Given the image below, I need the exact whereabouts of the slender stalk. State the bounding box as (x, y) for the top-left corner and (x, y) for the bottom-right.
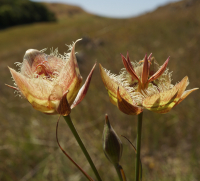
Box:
(121, 135), (142, 180)
(63, 115), (102, 181)
(115, 164), (127, 181)
(114, 164), (123, 181)
(135, 112), (143, 181)
(56, 116), (94, 181)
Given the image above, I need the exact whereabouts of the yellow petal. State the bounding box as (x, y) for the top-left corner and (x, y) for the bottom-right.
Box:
(142, 86), (179, 114)
(174, 88), (198, 106)
(9, 67), (32, 98)
(9, 67), (61, 114)
(117, 88), (143, 115)
(30, 84), (64, 114)
(142, 76), (195, 113)
(57, 39), (83, 105)
(99, 64), (133, 106)
(174, 76), (189, 99)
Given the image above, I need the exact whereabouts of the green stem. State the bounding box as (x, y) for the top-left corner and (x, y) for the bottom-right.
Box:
(114, 164), (123, 181)
(135, 112), (143, 181)
(56, 116), (93, 181)
(115, 164), (127, 181)
(63, 115), (102, 181)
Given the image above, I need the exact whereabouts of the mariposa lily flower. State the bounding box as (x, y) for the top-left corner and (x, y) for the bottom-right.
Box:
(7, 39), (96, 115)
(99, 53), (198, 115)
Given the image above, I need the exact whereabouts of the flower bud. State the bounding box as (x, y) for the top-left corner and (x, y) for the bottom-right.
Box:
(102, 114), (123, 165)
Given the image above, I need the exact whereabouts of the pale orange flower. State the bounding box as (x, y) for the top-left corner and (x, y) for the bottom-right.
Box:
(99, 53), (198, 115)
(7, 39), (96, 115)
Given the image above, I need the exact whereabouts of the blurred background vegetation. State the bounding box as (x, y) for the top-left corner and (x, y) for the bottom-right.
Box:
(0, 0), (56, 29)
(0, 0), (200, 180)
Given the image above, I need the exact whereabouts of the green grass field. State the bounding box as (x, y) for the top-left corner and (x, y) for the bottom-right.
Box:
(0, 0), (200, 180)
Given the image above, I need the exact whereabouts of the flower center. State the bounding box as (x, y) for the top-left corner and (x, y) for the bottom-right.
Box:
(34, 61), (56, 80)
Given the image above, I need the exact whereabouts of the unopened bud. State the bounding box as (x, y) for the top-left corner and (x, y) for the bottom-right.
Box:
(102, 114), (123, 165)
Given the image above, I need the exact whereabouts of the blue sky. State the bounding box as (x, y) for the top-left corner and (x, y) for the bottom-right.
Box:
(32, 0), (181, 18)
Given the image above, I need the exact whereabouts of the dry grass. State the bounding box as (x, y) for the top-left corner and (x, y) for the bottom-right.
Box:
(0, 0), (200, 180)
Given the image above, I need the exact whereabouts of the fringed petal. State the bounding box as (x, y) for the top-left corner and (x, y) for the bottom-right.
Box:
(117, 87), (143, 115)
(174, 88), (198, 106)
(9, 67), (33, 98)
(9, 67), (61, 114)
(57, 39), (83, 105)
(71, 63), (96, 109)
(173, 76), (188, 99)
(99, 64), (133, 106)
(22, 49), (65, 79)
(142, 85), (179, 114)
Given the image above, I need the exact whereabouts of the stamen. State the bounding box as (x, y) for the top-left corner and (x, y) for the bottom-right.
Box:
(34, 60), (55, 79)
(35, 64), (50, 77)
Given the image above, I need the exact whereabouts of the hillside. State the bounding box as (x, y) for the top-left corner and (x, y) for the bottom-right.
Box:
(0, 0), (200, 180)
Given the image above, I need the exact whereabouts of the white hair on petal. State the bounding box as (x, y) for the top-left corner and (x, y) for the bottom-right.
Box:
(10, 39), (82, 100)
(14, 90), (23, 98)
(28, 77), (54, 98)
(31, 39), (82, 97)
(14, 62), (22, 72)
(10, 74), (23, 98)
(107, 58), (178, 106)
(66, 38), (82, 52)
(103, 67), (144, 105)
(146, 84), (159, 97)
(118, 64), (144, 104)
(50, 47), (68, 61)
(40, 48), (47, 53)
(49, 39), (82, 62)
